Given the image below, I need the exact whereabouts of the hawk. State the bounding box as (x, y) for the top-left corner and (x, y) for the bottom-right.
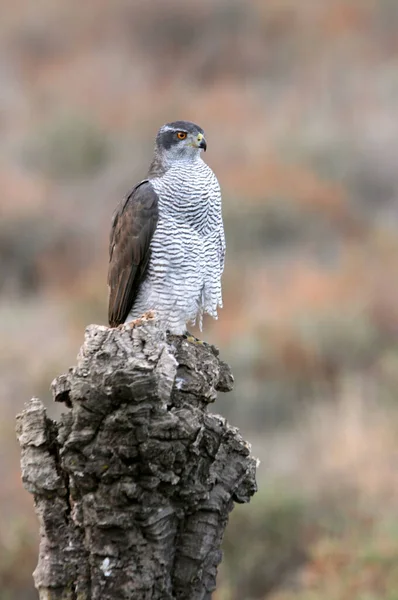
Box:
(107, 121), (225, 335)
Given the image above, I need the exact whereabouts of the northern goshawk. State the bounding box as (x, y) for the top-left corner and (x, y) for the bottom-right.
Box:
(107, 121), (225, 335)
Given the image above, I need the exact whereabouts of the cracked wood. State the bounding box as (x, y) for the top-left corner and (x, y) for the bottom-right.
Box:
(16, 320), (257, 600)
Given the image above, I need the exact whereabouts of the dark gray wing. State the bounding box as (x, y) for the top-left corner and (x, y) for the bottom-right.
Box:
(107, 180), (159, 327)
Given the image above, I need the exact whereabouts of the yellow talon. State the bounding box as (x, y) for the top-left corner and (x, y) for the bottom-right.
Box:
(186, 335), (204, 345)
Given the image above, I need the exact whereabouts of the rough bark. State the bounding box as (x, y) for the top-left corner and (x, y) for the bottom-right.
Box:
(16, 318), (257, 600)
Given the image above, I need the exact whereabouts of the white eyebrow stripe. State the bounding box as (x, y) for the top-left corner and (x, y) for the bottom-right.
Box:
(160, 126), (184, 133)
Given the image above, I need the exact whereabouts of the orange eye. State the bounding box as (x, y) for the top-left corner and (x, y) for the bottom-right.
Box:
(177, 131), (187, 140)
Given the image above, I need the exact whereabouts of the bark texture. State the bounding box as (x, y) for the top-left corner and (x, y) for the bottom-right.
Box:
(16, 318), (257, 600)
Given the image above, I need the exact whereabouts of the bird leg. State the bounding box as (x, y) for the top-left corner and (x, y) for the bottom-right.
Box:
(118, 310), (156, 330)
(183, 331), (206, 345)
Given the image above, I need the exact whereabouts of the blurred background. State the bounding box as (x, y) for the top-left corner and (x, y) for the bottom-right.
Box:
(2, 0), (398, 598)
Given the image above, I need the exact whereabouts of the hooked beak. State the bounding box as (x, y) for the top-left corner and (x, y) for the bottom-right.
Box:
(196, 132), (207, 151)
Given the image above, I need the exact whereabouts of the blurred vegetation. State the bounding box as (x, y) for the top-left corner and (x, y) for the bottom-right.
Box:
(221, 489), (308, 599)
(23, 113), (110, 180)
(2, 0), (398, 598)
(0, 519), (37, 600)
(217, 484), (398, 600)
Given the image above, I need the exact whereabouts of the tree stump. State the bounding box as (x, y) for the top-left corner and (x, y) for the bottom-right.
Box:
(16, 319), (257, 600)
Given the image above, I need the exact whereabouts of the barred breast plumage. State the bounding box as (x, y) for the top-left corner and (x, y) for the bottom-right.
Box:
(128, 159), (224, 334)
(107, 120), (225, 335)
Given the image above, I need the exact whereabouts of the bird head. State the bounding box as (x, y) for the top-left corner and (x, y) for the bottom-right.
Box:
(155, 121), (207, 166)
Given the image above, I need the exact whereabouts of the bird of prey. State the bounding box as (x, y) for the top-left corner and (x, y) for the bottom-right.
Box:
(107, 120), (225, 335)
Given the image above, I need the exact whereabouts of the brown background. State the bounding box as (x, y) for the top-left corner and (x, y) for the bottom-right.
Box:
(1, 1), (398, 598)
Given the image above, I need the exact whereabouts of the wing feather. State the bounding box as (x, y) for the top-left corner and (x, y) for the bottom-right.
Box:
(107, 180), (159, 327)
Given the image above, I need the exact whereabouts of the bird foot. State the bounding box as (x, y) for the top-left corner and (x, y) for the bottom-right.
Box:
(186, 336), (204, 344)
(183, 331), (207, 345)
(118, 311), (156, 330)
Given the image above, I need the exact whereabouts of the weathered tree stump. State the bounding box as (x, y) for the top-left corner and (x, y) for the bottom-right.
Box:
(16, 319), (257, 600)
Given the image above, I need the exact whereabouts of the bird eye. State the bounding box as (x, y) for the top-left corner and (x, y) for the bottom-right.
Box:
(177, 132), (187, 140)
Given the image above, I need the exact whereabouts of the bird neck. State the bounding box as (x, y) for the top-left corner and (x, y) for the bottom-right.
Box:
(148, 148), (202, 178)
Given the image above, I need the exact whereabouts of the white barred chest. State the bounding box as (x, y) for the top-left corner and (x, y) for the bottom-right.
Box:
(126, 158), (224, 333)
